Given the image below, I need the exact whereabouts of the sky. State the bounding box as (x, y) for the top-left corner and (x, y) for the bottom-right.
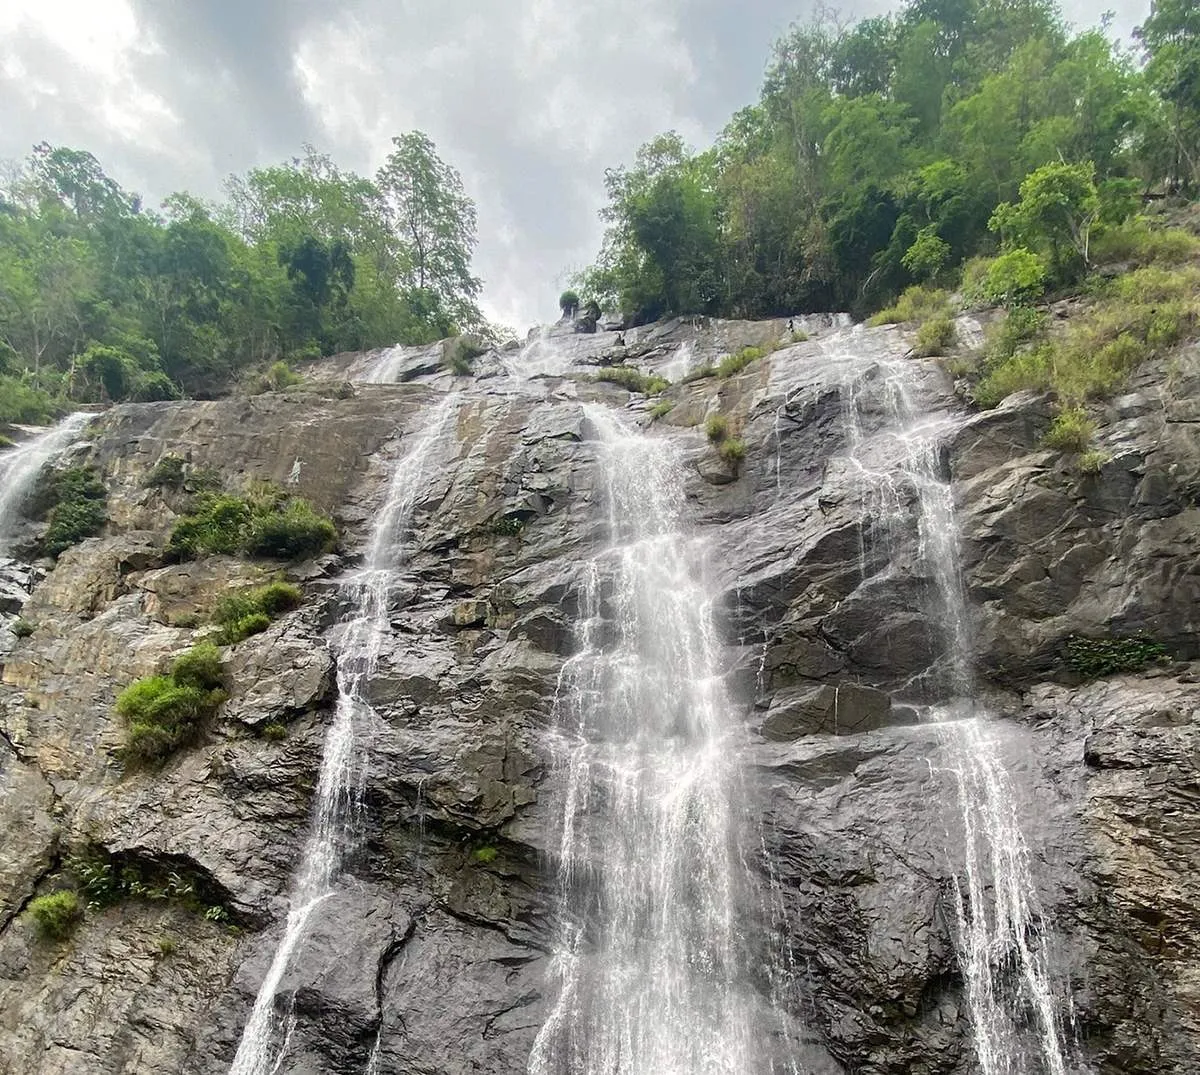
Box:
(0, 0), (1148, 331)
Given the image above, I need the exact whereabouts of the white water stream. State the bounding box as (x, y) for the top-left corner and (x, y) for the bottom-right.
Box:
(839, 350), (1075, 1074)
(529, 405), (756, 1075)
(229, 394), (459, 1075)
(0, 412), (92, 552)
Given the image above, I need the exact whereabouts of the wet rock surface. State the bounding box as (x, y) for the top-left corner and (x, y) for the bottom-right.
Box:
(0, 320), (1196, 1073)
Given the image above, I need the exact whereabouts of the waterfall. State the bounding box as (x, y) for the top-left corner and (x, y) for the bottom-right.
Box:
(839, 353), (1075, 1074)
(229, 394), (459, 1075)
(529, 404), (756, 1075)
(0, 412), (92, 551)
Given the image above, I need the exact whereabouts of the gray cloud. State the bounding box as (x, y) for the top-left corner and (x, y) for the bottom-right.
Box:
(0, 0), (1154, 330)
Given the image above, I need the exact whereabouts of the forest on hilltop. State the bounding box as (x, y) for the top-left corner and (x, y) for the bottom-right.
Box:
(0, 133), (485, 422)
(571, 0), (1200, 324)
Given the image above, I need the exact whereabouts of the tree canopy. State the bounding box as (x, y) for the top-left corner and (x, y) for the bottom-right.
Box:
(0, 134), (484, 421)
(572, 0), (1198, 324)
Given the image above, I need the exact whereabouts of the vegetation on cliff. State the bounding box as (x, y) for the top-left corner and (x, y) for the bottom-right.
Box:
(165, 485), (336, 563)
(116, 642), (227, 763)
(0, 134), (485, 421)
(570, 0), (1200, 327)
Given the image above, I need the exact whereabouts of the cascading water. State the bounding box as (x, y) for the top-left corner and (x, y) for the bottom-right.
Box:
(529, 404), (756, 1075)
(229, 394), (459, 1075)
(839, 351), (1076, 1074)
(0, 412), (92, 551)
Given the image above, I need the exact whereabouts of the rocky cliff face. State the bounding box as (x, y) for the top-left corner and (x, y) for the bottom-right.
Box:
(0, 317), (1197, 1074)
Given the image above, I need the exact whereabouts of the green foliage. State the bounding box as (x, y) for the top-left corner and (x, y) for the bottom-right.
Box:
(975, 265), (1200, 406)
(914, 316), (957, 357)
(68, 847), (234, 924)
(245, 500), (337, 560)
(116, 658), (226, 764)
(0, 435), (12, 449)
(444, 335), (487, 377)
(212, 580), (303, 644)
(1065, 633), (1169, 679)
(41, 466), (107, 558)
(572, 7), (1184, 324)
(718, 437), (747, 463)
(11, 619), (34, 638)
(377, 131), (484, 333)
(977, 249), (1048, 307)
(0, 375), (55, 424)
(144, 454), (187, 490)
(261, 722), (289, 742)
(902, 225), (952, 279)
(1091, 222), (1200, 266)
(649, 400), (674, 419)
(680, 364), (716, 383)
(717, 343), (776, 378)
(488, 515), (525, 537)
(705, 414), (730, 442)
(165, 494), (251, 560)
(0, 136), (489, 403)
(471, 846), (499, 865)
(265, 361), (301, 391)
(1077, 448), (1109, 475)
(558, 290), (580, 317)
(868, 287), (951, 326)
(1043, 407), (1095, 452)
(26, 890), (82, 941)
(593, 367), (670, 394)
(166, 486), (335, 563)
(989, 161), (1100, 280)
(170, 641), (225, 690)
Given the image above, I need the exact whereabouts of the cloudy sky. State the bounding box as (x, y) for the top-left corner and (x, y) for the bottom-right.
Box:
(0, 0), (1147, 330)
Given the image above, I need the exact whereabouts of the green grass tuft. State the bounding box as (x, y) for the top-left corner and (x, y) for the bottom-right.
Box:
(1043, 407), (1095, 453)
(27, 891), (82, 941)
(594, 367), (670, 394)
(704, 414), (730, 442)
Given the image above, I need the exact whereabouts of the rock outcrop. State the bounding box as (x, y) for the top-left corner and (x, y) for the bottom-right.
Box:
(0, 316), (1196, 1074)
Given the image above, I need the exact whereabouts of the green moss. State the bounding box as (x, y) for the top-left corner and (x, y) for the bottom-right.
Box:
(11, 618), (34, 638)
(649, 401), (674, 420)
(27, 890), (82, 941)
(471, 846), (499, 864)
(261, 722), (288, 742)
(144, 454), (187, 490)
(170, 642), (225, 690)
(0, 434), (13, 449)
(1065, 633), (1169, 679)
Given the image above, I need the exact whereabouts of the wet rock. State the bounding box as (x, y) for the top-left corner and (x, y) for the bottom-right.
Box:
(761, 682), (893, 739)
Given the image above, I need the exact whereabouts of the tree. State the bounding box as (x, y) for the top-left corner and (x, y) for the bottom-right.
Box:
(377, 132), (482, 331)
(989, 161), (1100, 278)
(1136, 0), (1200, 190)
